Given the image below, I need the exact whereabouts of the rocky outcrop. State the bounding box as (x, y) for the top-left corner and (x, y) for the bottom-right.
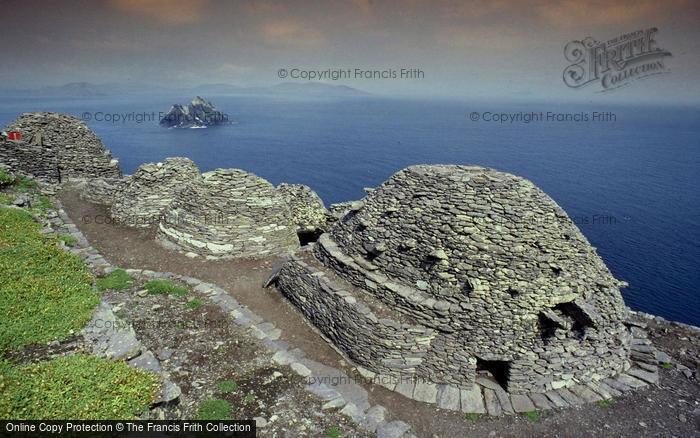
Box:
(160, 97), (228, 128)
(276, 165), (634, 402)
(276, 183), (332, 235)
(110, 158), (201, 228)
(156, 168), (299, 259)
(0, 112), (121, 182)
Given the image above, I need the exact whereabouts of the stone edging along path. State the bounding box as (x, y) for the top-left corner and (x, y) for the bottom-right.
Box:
(47, 198), (416, 438)
(46, 195), (667, 432)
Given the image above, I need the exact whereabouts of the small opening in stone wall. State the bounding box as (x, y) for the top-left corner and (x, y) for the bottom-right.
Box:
(538, 312), (558, 343)
(507, 287), (519, 298)
(297, 228), (324, 246)
(341, 210), (358, 224)
(461, 278), (474, 295)
(476, 358), (511, 390)
(365, 250), (379, 261)
(551, 266), (563, 276)
(554, 302), (594, 339)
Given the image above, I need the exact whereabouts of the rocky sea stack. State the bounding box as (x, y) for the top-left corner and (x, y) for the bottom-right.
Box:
(159, 96), (229, 128)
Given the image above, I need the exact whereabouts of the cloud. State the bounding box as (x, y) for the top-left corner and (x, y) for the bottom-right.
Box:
(260, 19), (325, 48)
(437, 0), (514, 19)
(434, 24), (531, 53)
(536, 0), (680, 28)
(351, 0), (374, 16)
(214, 63), (253, 76)
(110, 0), (211, 25)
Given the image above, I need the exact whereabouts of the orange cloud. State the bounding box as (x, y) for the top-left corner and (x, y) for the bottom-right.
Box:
(261, 19), (325, 48)
(537, 0), (685, 27)
(351, 0), (374, 16)
(434, 24), (531, 53)
(110, 0), (211, 25)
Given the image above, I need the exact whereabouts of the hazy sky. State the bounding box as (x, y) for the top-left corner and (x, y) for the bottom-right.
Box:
(1, 0), (699, 102)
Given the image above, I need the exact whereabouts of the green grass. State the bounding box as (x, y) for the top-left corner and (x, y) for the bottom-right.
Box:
(197, 398), (231, 420)
(523, 411), (540, 421)
(34, 195), (53, 212)
(0, 354), (159, 419)
(0, 207), (98, 352)
(465, 412), (480, 422)
(95, 269), (134, 292)
(243, 393), (255, 404)
(216, 379), (238, 394)
(660, 362), (674, 370)
(14, 176), (38, 192)
(327, 426), (342, 438)
(57, 234), (78, 247)
(0, 168), (14, 186)
(186, 298), (203, 309)
(597, 399), (615, 408)
(0, 193), (13, 205)
(144, 279), (188, 297)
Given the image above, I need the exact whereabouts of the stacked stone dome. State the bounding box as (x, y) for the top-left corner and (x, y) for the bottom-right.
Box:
(110, 157), (201, 228)
(276, 165), (632, 401)
(156, 169), (299, 259)
(80, 177), (128, 206)
(0, 112), (121, 182)
(276, 183), (331, 234)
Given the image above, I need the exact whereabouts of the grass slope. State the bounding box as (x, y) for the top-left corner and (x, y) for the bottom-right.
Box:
(0, 207), (98, 352)
(0, 355), (159, 419)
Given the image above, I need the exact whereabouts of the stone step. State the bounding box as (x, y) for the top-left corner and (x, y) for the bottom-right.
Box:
(483, 388), (502, 416)
(615, 374), (647, 389)
(626, 367), (659, 385)
(436, 385), (460, 411)
(602, 377), (632, 393)
(528, 393), (554, 410)
(543, 390), (569, 408)
(569, 384), (602, 403)
(510, 394), (536, 413)
(585, 382), (613, 399)
(460, 386), (486, 414)
(596, 380), (622, 398)
(636, 361), (659, 373)
(556, 388), (584, 406)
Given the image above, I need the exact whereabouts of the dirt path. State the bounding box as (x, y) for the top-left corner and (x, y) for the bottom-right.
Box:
(60, 187), (700, 437)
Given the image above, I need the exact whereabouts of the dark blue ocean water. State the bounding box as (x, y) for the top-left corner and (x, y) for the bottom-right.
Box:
(1, 95), (699, 326)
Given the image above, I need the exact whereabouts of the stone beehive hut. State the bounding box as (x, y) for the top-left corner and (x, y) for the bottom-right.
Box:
(110, 157), (201, 228)
(276, 183), (332, 241)
(156, 169), (299, 259)
(0, 112), (121, 182)
(80, 177), (129, 206)
(276, 165), (637, 408)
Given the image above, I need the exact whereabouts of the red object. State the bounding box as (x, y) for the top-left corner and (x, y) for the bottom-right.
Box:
(7, 131), (22, 141)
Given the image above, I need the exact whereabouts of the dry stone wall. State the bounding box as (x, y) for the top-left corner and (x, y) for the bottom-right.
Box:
(156, 168), (299, 259)
(276, 183), (331, 233)
(0, 112), (121, 181)
(80, 177), (128, 206)
(277, 165), (633, 397)
(278, 250), (437, 379)
(110, 157), (201, 228)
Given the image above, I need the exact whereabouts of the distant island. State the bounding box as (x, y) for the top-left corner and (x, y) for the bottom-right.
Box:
(160, 96), (229, 129)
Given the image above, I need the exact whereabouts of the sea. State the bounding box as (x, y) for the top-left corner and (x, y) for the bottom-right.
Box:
(1, 94), (698, 326)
